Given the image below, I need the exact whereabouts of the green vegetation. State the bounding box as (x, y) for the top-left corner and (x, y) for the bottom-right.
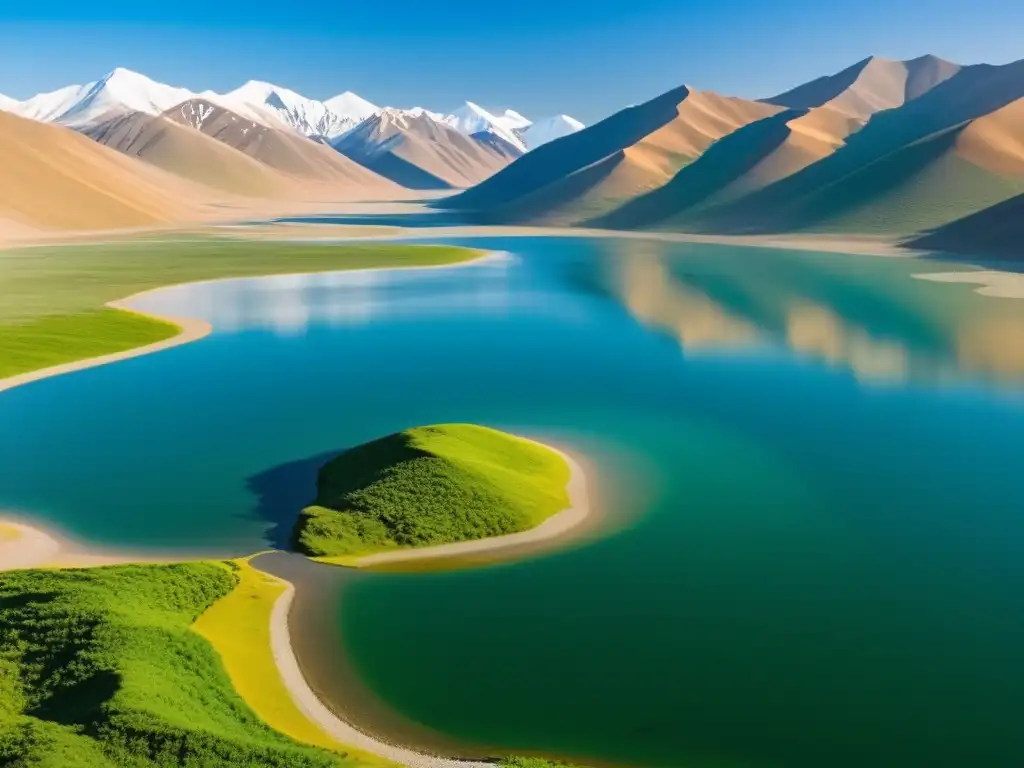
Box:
(0, 562), (374, 767)
(499, 759), (588, 768)
(0, 237), (478, 380)
(293, 424), (571, 558)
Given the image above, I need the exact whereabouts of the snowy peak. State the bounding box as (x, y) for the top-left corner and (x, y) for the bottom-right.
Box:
(4, 68), (194, 127)
(521, 114), (585, 148)
(324, 91), (379, 122)
(206, 81), (378, 139)
(0, 93), (16, 111)
(444, 101), (527, 151)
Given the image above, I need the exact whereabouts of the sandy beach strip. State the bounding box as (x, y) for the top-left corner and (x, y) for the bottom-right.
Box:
(347, 442), (592, 568)
(0, 519), (189, 571)
(912, 270), (1024, 299)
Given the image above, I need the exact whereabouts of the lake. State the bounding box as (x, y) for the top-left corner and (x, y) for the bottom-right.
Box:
(2, 236), (1023, 767)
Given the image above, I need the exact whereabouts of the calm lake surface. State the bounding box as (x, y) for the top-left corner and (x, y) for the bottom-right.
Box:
(2, 237), (1024, 767)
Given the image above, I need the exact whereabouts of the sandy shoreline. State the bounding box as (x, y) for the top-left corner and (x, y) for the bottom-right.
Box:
(349, 441), (592, 568)
(270, 581), (491, 768)
(0, 519), (189, 571)
(0, 248), (497, 399)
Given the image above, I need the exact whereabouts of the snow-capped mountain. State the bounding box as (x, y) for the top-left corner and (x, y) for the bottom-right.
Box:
(1, 67), (583, 153)
(444, 101), (527, 151)
(521, 114), (585, 148)
(5, 69), (194, 127)
(439, 102), (585, 151)
(323, 91), (380, 124)
(499, 109), (533, 131)
(207, 81), (374, 139)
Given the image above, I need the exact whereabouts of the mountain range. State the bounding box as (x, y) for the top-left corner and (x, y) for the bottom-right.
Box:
(0, 68), (585, 148)
(2, 56), (1023, 260)
(438, 54), (1024, 259)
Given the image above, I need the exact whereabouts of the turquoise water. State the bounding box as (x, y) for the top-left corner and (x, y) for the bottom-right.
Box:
(2, 237), (1024, 766)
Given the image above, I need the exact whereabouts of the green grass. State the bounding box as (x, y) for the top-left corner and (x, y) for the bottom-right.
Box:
(499, 759), (588, 768)
(0, 562), (373, 767)
(0, 238), (478, 380)
(293, 424), (571, 558)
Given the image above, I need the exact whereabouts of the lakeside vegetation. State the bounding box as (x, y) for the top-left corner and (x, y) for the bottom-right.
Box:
(0, 237), (478, 380)
(0, 562), (375, 767)
(293, 424), (570, 559)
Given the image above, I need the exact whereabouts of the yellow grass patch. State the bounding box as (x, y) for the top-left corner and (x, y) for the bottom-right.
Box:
(192, 558), (384, 763)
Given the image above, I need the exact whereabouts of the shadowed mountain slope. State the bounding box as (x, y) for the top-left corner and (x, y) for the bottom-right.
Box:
(765, 55), (961, 119)
(684, 57), (1024, 234)
(908, 192), (1024, 261)
(438, 85), (783, 222)
(592, 106), (866, 229)
(694, 94), (1024, 235)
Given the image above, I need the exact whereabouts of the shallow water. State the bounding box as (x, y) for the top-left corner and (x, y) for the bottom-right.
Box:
(2, 237), (1024, 766)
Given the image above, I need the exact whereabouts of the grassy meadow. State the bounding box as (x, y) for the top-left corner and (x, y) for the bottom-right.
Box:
(0, 561), (377, 767)
(0, 237), (478, 379)
(294, 424), (571, 559)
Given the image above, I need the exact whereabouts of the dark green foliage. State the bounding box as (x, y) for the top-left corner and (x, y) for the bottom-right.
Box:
(0, 564), (359, 767)
(293, 424), (570, 558)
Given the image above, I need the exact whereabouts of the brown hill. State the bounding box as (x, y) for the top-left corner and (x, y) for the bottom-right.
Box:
(164, 99), (398, 192)
(765, 55), (961, 119)
(83, 111), (293, 197)
(0, 108), (206, 232)
(593, 105), (866, 229)
(440, 85), (783, 223)
(687, 57), (1024, 235)
(332, 109), (519, 189)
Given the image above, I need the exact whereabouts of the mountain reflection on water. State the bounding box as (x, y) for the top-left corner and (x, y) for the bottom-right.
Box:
(593, 237), (1024, 388)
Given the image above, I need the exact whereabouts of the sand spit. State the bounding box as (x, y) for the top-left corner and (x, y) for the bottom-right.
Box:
(913, 270), (1024, 299)
(350, 442), (592, 568)
(270, 582), (491, 768)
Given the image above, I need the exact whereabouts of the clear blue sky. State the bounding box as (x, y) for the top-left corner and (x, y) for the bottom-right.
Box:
(0, 0), (1021, 122)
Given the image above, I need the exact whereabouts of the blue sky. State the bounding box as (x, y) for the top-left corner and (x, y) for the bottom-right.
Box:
(0, 0), (1021, 122)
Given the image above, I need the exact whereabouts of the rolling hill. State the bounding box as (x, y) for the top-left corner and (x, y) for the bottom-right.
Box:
(0, 108), (206, 232)
(83, 111), (295, 197)
(437, 84), (784, 223)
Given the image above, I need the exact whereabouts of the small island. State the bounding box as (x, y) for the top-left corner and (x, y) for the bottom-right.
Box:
(292, 424), (577, 562)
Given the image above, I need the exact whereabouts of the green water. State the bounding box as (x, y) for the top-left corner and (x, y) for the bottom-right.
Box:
(2, 237), (1023, 766)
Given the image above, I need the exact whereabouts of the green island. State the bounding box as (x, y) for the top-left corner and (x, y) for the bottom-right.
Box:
(0, 237), (478, 380)
(293, 424), (572, 560)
